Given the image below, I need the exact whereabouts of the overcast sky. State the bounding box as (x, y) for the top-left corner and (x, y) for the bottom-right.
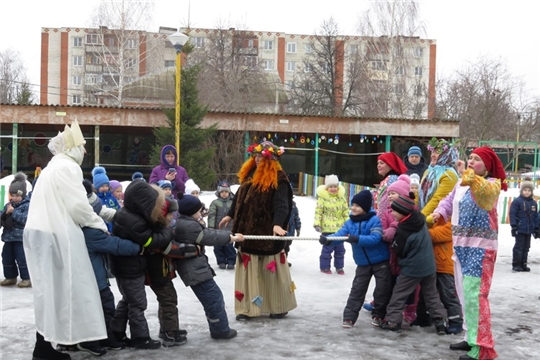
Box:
(2, 0), (538, 100)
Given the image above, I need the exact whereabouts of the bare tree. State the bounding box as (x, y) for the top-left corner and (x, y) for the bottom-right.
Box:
(0, 49), (33, 104)
(208, 130), (246, 184)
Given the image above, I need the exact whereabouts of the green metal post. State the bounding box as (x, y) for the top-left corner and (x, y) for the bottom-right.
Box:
(244, 132), (250, 161)
(12, 124), (18, 173)
(385, 135), (392, 153)
(314, 133), (319, 178)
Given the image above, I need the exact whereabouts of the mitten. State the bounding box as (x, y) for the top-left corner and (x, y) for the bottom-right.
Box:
(346, 235), (359, 244)
(319, 234), (332, 246)
(296, 229), (301, 237)
(511, 227), (518, 237)
(314, 226), (322, 233)
(534, 229), (540, 239)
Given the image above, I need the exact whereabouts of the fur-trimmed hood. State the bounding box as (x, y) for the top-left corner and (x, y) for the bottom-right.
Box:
(316, 184), (346, 199)
(123, 180), (166, 226)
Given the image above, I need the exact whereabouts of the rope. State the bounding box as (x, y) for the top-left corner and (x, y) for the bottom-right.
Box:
(242, 235), (348, 241)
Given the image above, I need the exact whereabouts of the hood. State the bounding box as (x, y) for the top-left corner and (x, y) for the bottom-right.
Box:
(160, 144), (178, 167)
(123, 180), (166, 224)
(316, 184), (345, 199)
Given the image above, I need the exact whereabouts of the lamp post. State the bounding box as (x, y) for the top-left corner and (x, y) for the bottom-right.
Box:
(168, 31), (189, 164)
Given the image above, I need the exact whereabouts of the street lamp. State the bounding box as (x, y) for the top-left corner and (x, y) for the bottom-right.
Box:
(168, 31), (189, 164)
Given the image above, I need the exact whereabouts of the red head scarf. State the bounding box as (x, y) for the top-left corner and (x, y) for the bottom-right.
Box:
(377, 152), (408, 175)
(471, 146), (507, 191)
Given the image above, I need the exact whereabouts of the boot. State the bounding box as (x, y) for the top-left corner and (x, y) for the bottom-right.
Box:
(522, 262), (531, 272)
(211, 329), (238, 340)
(33, 332), (71, 360)
(512, 263), (524, 272)
(0, 278), (17, 286)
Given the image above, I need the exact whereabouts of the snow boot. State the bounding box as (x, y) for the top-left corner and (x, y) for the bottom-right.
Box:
(32, 332), (71, 360)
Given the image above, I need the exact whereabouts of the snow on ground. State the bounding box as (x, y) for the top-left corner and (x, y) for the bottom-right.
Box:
(0, 185), (538, 359)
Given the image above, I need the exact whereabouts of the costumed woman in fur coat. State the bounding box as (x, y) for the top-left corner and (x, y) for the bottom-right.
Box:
(219, 141), (297, 321)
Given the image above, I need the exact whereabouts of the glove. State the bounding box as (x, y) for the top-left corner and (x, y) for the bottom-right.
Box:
(319, 234), (332, 246)
(534, 229), (540, 239)
(296, 229), (301, 237)
(511, 227), (518, 237)
(346, 235), (359, 244)
(314, 226), (322, 233)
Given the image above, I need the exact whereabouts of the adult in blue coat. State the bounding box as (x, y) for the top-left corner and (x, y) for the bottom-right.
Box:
(509, 181), (538, 272)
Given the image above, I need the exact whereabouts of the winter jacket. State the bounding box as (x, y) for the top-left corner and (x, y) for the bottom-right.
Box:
(82, 227), (141, 290)
(208, 194), (233, 230)
(510, 195), (538, 235)
(149, 145), (189, 198)
(374, 173), (398, 216)
(329, 212), (388, 266)
(287, 201), (302, 236)
(403, 155), (429, 178)
(1, 196), (30, 242)
(314, 185), (349, 233)
(392, 211), (436, 278)
(174, 214), (231, 287)
(380, 206), (400, 275)
(420, 168), (458, 218)
(427, 218), (454, 275)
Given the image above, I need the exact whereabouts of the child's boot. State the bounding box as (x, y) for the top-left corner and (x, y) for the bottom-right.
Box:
(33, 332), (71, 360)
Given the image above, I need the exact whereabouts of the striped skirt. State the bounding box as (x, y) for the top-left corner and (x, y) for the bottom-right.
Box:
(234, 250), (297, 317)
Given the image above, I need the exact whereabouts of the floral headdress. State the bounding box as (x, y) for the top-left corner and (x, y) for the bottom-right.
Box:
(247, 141), (285, 161)
(426, 137), (460, 153)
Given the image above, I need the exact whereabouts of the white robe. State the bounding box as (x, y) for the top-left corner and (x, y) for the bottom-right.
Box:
(23, 153), (108, 344)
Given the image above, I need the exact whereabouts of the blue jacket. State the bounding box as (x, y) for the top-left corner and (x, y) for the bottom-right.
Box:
(82, 227), (141, 290)
(329, 212), (388, 266)
(510, 195), (538, 235)
(1, 196), (30, 242)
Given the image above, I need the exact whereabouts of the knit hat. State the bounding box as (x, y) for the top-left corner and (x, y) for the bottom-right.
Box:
(325, 174), (339, 187)
(378, 152), (408, 175)
(132, 172), (146, 182)
(471, 147), (507, 191)
(409, 173), (420, 187)
(110, 180), (122, 192)
(177, 194), (202, 216)
(217, 180), (231, 193)
(387, 174), (411, 197)
(407, 146), (422, 157)
(185, 179), (200, 195)
(158, 180), (173, 190)
(92, 166), (110, 189)
(163, 196), (178, 216)
(247, 141), (285, 160)
(391, 194), (416, 216)
(520, 181), (534, 196)
(351, 190), (373, 213)
(9, 172), (27, 197)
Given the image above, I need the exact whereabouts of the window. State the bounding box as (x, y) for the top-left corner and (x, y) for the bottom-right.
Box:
(193, 37), (204, 48)
(395, 66), (404, 75)
(165, 60), (175, 67)
(263, 40), (273, 50)
(394, 84), (404, 94)
(414, 67), (423, 76)
(304, 63), (312, 73)
(287, 42), (297, 53)
(285, 81), (294, 90)
(349, 45), (359, 55)
(73, 56), (83, 66)
(72, 76), (81, 85)
(393, 103), (401, 115)
(414, 103), (425, 117)
(415, 84), (423, 96)
(108, 38), (115, 47)
(371, 60), (387, 71)
(86, 34), (99, 44)
(85, 74), (100, 84)
(72, 95), (82, 104)
(286, 61), (296, 72)
(126, 58), (136, 68)
(126, 39), (137, 48)
(86, 55), (101, 65)
(73, 37), (83, 47)
(414, 47), (423, 57)
(263, 59), (274, 70)
(304, 44), (312, 53)
(394, 46), (403, 57)
(244, 56), (258, 68)
(247, 39), (254, 48)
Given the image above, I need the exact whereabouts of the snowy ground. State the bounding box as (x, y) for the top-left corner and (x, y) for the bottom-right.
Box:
(0, 184), (538, 359)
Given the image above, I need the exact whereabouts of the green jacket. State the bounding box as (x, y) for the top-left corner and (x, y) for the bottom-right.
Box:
(314, 185), (349, 233)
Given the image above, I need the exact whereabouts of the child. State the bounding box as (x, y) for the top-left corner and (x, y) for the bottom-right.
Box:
(409, 173), (420, 204)
(380, 193), (447, 334)
(0, 173), (31, 288)
(132, 171), (146, 182)
(185, 179), (208, 224)
(110, 180), (124, 207)
(208, 180), (236, 270)
(175, 194), (244, 340)
(319, 190), (392, 328)
(314, 174), (349, 275)
(159, 180), (174, 198)
(92, 166), (120, 231)
(510, 181), (538, 272)
(285, 198), (301, 266)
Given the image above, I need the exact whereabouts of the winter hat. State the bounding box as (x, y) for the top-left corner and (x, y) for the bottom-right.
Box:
(247, 141), (285, 160)
(217, 180), (231, 193)
(110, 180), (122, 192)
(378, 152), (408, 175)
(520, 181), (534, 196)
(387, 174), (412, 197)
(409, 174), (420, 187)
(132, 172), (146, 182)
(185, 179), (200, 195)
(351, 190), (373, 213)
(177, 194), (202, 216)
(325, 174), (339, 188)
(391, 194), (416, 216)
(407, 146), (422, 157)
(92, 166), (110, 189)
(158, 180), (173, 190)
(162, 196), (178, 216)
(471, 147), (507, 191)
(9, 172), (27, 197)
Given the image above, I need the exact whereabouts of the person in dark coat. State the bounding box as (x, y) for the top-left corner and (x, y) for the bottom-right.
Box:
(209, 180), (236, 270)
(509, 181), (538, 272)
(175, 194), (244, 340)
(403, 146), (428, 177)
